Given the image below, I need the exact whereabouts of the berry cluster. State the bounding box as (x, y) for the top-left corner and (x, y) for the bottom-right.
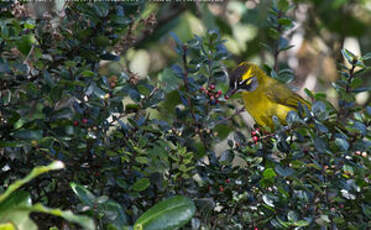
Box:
(200, 84), (222, 105)
(251, 128), (260, 144)
(73, 118), (89, 127)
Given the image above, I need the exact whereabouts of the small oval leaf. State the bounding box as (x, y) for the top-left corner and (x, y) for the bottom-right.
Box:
(132, 178), (150, 192)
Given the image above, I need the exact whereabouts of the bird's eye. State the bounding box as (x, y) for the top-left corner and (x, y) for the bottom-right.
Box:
(237, 76), (258, 92)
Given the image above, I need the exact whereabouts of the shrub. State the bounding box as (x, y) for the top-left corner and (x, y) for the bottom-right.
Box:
(1, 1), (370, 229)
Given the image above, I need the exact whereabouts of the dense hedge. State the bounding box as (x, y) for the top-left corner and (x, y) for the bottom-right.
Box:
(0, 1), (370, 230)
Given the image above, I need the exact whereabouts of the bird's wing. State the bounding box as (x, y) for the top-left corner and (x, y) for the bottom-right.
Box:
(265, 83), (311, 109)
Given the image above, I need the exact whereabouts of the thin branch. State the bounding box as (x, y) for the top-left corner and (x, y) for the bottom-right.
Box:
(345, 61), (356, 93)
(23, 44), (35, 64)
(215, 106), (245, 125)
(132, 4), (186, 49)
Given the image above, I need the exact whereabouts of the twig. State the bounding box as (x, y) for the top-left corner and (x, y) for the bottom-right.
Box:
(215, 106), (245, 125)
(23, 44), (35, 64)
(132, 4), (186, 49)
(345, 61), (356, 93)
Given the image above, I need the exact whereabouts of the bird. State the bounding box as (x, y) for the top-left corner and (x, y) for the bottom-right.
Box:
(225, 62), (311, 129)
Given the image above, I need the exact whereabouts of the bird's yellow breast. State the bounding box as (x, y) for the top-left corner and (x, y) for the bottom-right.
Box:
(242, 89), (293, 128)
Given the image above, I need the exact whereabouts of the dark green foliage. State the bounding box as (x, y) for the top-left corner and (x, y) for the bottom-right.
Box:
(0, 1), (370, 230)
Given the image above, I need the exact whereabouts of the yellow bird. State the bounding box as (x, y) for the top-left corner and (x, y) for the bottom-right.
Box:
(225, 62), (311, 129)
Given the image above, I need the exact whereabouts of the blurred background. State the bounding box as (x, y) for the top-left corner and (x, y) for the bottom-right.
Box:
(27, 0), (371, 108)
(106, 0), (371, 107)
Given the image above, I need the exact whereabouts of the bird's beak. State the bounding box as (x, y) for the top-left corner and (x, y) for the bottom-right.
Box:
(225, 87), (237, 99)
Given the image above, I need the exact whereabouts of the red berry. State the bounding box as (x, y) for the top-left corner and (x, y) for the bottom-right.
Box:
(82, 118), (88, 124)
(200, 87), (205, 92)
(210, 95), (215, 100)
(251, 131), (257, 136)
(253, 136), (259, 142)
(217, 90), (222, 95)
(209, 84), (215, 90)
(339, 204), (344, 208)
(254, 227), (259, 230)
(224, 95), (229, 100)
(225, 178), (230, 183)
(219, 186), (224, 192)
(215, 99), (219, 104)
(255, 128), (260, 132)
(73, 121), (79, 126)
(205, 90), (209, 95)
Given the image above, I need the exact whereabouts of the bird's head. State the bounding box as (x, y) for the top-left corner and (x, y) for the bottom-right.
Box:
(225, 62), (261, 98)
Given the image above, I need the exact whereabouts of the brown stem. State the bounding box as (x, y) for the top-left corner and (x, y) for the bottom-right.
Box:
(345, 62), (356, 93)
(215, 106), (245, 125)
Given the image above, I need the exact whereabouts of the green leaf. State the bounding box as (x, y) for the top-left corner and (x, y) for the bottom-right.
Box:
(92, 84), (106, 99)
(93, 3), (109, 17)
(81, 70), (96, 77)
(132, 178), (150, 192)
(0, 162), (64, 203)
(275, 165), (294, 177)
(286, 111), (301, 125)
(158, 68), (182, 93)
(278, 17), (292, 26)
(136, 157), (149, 164)
(0, 191), (31, 215)
(262, 194), (275, 207)
(70, 183), (96, 206)
(0, 192), (37, 230)
(313, 137), (328, 153)
(293, 220), (310, 227)
(335, 137), (349, 151)
(287, 210), (298, 222)
(0, 201), (94, 230)
(312, 101), (328, 120)
(15, 34), (36, 56)
(360, 52), (371, 61)
(134, 196), (195, 230)
(304, 88), (313, 98)
(102, 200), (129, 227)
(315, 215), (330, 226)
(70, 184), (128, 228)
(12, 130), (43, 140)
(43, 70), (55, 87)
(277, 0), (289, 11)
(361, 204), (371, 218)
(341, 49), (356, 64)
(0, 163), (93, 230)
(263, 168), (277, 179)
